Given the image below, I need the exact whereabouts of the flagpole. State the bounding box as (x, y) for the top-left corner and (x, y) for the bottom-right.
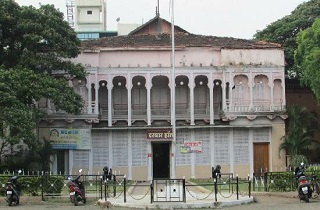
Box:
(171, 0), (176, 179)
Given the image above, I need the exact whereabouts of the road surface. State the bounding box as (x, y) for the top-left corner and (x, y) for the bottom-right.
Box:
(0, 194), (319, 209)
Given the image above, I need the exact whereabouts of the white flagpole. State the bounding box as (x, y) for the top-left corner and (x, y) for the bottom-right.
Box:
(170, 0), (176, 179)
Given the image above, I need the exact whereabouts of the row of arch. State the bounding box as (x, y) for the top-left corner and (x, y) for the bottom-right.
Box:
(72, 73), (283, 122)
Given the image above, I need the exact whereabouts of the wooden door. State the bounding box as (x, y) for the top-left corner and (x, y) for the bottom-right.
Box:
(254, 143), (269, 174)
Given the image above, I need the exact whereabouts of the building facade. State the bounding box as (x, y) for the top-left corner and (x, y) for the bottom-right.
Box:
(38, 16), (287, 180)
(38, 0), (287, 180)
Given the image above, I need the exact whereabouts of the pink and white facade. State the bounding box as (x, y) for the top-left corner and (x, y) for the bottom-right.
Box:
(38, 19), (287, 180)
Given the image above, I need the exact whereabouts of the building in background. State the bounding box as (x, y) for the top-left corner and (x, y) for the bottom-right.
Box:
(67, 0), (141, 40)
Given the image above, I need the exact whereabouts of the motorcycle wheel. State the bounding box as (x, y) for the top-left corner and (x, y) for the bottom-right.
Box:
(16, 197), (19, 205)
(7, 198), (12, 206)
(74, 195), (78, 206)
(83, 197), (86, 204)
(304, 194), (309, 203)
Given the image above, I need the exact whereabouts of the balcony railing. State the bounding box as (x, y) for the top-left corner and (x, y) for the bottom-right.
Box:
(42, 99), (285, 122)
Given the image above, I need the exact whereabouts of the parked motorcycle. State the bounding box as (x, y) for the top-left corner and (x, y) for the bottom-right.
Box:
(5, 171), (22, 206)
(295, 163), (312, 202)
(67, 169), (86, 206)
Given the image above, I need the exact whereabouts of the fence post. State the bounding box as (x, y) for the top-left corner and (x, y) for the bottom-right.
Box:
(252, 174), (256, 191)
(100, 176), (103, 200)
(150, 180), (153, 204)
(183, 178), (186, 203)
(264, 172), (268, 192)
(248, 177), (251, 198)
(123, 176), (126, 203)
(247, 174), (250, 194)
(236, 175), (239, 200)
(113, 175), (116, 197)
(214, 178), (218, 202)
(41, 174), (44, 201)
(105, 178), (108, 201)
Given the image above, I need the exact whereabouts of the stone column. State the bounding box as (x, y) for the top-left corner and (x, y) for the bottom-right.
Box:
(281, 78), (286, 109)
(269, 71), (274, 111)
(209, 74), (214, 124)
(94, 72), (99, 114)
(249, 71), (253, 111)
(108, 76), (112, 127)
(189, 72), (195, 125)
(87, 75), (92, 114)
(222, 72), (227, 111)
(146, 73), (151, 125)
(127, 72), (132, 126)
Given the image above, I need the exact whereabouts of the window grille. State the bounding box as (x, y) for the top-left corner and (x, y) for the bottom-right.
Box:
(92, 130), (109, 168)
(112, 131), (128, 166)
(253, 128), (270, 142)
(214, 128), (230, 164)
(176, 129), (191, 166)
(233, 128), (249, 164)
(195, 129), (210, 165)
(253, 83), (265, 100)
(73, 150), (89, 168)
(132, 131), (147, 166)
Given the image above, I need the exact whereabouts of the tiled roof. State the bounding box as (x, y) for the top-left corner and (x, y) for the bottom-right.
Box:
(80, 33), (282, 51)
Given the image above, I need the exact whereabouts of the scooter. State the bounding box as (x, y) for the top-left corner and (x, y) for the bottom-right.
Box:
(295, 163), (312, 202)
(5, 170), (22, 206)
(67, 169), (86, 206)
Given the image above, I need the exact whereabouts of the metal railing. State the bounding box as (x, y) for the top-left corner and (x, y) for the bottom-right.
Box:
(0, 173), (251, 204)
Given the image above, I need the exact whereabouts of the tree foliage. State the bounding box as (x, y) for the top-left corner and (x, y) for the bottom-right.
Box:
(295, 18), (320, 101)
(254, 0), (320, 73)
(279, 105), (318, 164)
(0, 0), (86, 168)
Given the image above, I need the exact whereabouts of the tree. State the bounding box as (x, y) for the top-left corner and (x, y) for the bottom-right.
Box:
(279, 105), (318, 166)
(295, 18), (320, 101)
(0, 0), (86, 169)
(254, 0), (320, 74)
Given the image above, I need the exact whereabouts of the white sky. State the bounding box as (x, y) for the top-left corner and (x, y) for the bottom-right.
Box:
(15, 0), (306, 39)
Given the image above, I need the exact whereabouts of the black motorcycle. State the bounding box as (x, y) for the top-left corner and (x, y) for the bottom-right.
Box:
(295, 163), (312, 202)
(5, 175), (21, 206)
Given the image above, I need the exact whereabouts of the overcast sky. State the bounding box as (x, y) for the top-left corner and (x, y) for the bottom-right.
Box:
(15, 0), (306, 39)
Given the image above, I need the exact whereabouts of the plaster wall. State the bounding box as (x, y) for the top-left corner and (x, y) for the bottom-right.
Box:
(221, 49), (284, 66)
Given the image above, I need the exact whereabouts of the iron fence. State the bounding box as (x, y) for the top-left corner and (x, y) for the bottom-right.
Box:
(0, 173), (251, 204)
(253, 170), (320, 192)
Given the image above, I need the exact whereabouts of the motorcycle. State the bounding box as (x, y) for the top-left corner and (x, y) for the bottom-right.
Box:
(67, 169), (86, 206)
(295, 163), (312, 202)
(5, 170), (22, 206)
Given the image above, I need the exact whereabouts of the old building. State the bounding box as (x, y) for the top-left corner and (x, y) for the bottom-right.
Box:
(38, 1), (287, 180)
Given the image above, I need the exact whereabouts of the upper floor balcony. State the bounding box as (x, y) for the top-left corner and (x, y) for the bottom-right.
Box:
(40, 71), (286, 126)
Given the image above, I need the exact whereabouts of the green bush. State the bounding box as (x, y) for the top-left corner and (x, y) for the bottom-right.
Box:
(268, 172), (295, 192)
(0, 175), (65, 196)
(41, 176), (64, 194)
(19, 176), (41, 196)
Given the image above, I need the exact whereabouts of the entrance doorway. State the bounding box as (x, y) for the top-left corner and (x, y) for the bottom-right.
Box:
(152, 142), (170, 178)
(253, 143), (269, 174)
(56, 150), (67, 174)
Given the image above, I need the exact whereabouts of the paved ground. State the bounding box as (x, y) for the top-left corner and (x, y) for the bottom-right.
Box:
(224, 192), (320, 210)
(1, 192), (319, 209)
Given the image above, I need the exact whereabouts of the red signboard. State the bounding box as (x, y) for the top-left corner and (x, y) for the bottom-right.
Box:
(147, 129), (173, 140)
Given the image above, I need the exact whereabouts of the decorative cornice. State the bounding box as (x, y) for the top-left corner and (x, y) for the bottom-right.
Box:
(267, 115), (276, 120)
(65, 119), (75, 123)
(228, 115), (237, 121)
(247, 115), (257, 120)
